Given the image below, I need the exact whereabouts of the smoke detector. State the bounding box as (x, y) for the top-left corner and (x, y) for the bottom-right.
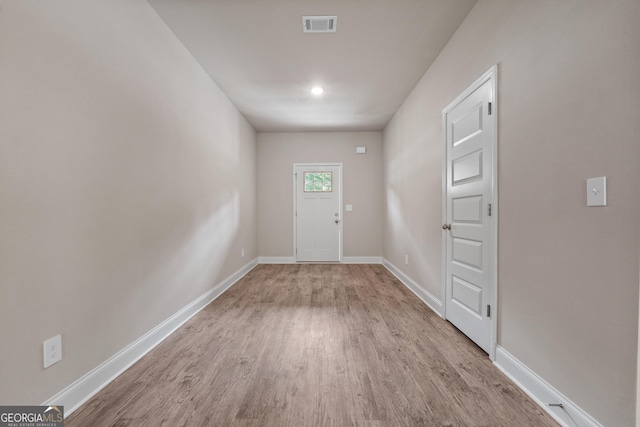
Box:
(302, 16), (337, 33)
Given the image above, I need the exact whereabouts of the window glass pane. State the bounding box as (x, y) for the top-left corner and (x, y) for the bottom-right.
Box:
(303, 171), (332, 192)
(303, 172), (312, 192)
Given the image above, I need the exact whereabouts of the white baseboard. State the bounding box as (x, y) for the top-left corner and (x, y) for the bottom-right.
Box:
(259, 256), (382, 264)
(43, 258), (259, 417)
(259, 256), (295, 264)
(342, 256), (382, 264)
(382, 258), (442, 316)
(494, 346), (602, 427)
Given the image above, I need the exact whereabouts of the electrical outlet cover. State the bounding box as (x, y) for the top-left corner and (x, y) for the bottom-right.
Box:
(44, 335), (62, 368)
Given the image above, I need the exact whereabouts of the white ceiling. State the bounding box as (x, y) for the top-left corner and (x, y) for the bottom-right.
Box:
(147, 0), (477, 132)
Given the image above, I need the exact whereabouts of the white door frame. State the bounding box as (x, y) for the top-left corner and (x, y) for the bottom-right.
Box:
(441, 65), (498, 360)
(293, 162), (343, 262)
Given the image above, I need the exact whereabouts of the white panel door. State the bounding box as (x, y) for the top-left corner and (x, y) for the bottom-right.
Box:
(295, 164), (341, 262)
(443, 68), (496, 355)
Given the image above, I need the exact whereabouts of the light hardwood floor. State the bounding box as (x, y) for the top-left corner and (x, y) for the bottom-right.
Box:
(66, 264), (558, 426)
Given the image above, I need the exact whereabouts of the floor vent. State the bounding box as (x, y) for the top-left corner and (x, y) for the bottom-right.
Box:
(302, 16), (337, 33)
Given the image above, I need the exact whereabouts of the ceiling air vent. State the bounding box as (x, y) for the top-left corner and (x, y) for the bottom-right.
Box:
(302, 16), (337, 33)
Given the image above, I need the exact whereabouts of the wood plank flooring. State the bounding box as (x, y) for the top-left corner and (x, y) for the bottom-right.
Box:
(66, 264), (558, 427)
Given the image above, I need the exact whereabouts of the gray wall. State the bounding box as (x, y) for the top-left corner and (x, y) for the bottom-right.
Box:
(382, 1), (640, 425)
(0, 1), (257, 405)
(257, 132), (382, 258)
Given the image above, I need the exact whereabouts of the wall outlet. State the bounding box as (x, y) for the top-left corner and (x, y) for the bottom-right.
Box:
(405, 254), (409, 265)
(241, 248), (245, 257)
(44, 335), (62, 368)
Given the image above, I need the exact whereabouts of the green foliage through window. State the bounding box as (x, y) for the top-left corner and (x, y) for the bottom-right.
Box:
(304, 172), (332, 192)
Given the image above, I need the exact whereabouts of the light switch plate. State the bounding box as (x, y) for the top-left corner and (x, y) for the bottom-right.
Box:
(345, 204), (353, 212)
(586, 177), (606, 207)
(355, 146), (366, 154)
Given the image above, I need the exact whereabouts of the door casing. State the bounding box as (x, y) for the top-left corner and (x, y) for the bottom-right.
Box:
(441, 65), (498, 360)
(293, 162), (343, 262)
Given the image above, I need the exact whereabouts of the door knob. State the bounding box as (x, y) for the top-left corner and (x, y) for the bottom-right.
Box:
(335, 219), (340, 224)
(442, 224), (451, 230)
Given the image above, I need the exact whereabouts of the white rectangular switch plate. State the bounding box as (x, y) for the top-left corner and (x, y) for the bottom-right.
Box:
(44, 335), (62, 368)
(355, 146), (366, 154)
(345, 204), (353, 212)
(586, 177), (606, 207)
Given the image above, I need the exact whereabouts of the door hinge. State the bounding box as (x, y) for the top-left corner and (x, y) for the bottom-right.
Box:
(487, 304), (491, 318)
(488, 203), (492, 216)
(488, 102), (492, 115)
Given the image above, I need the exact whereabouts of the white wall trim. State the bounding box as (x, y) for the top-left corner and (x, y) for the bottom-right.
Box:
(259, 256), (381, 264)
(494, 346), (603, 427)
(382, 258), (442, 316)
(259, 256), (296, 264)
(43, 257), (259, 417)
(342, 256), (382, 264)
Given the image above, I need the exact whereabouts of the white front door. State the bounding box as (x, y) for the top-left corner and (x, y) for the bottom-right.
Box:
(295, 164), (341, 262)
(442, 67), (497, 356)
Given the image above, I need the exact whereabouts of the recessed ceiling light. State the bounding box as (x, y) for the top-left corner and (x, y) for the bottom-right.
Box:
(311, 87), (324, 95)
